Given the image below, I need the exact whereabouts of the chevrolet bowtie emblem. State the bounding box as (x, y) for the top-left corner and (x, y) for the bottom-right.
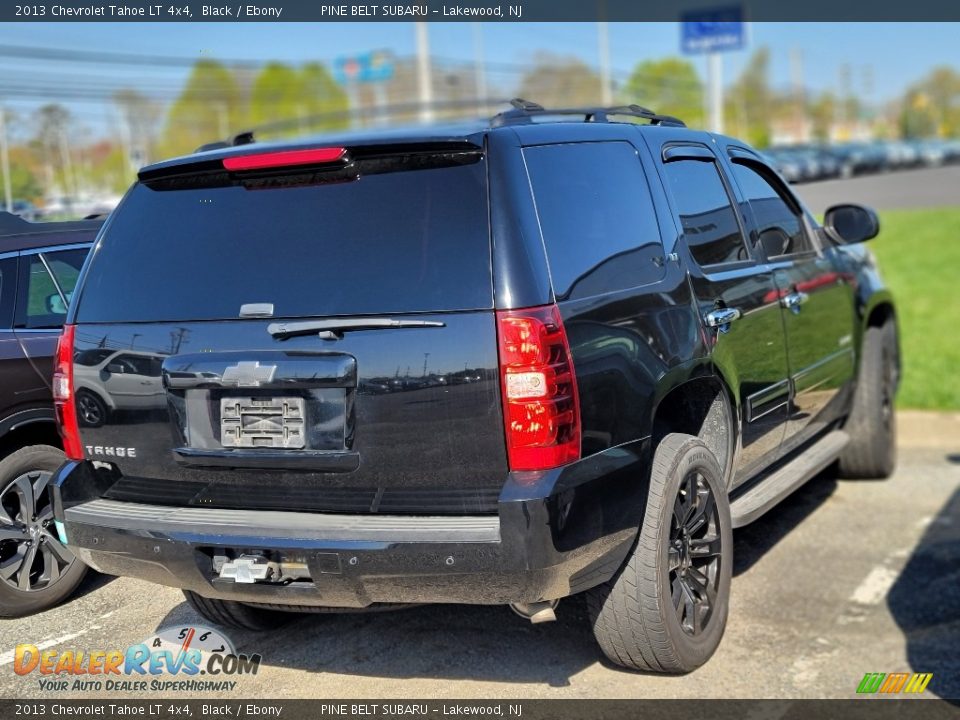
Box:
(221, 361), (277, 387)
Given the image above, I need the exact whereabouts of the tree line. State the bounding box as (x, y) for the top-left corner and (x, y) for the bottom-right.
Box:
(4, 51), (958, 206)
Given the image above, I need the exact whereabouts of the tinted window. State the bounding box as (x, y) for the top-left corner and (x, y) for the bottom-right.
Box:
(663, 158), (748, 267)
(75, 348), (115, 366)
(15, 249), (87, 328)
(45, 248), (88, 298)
(76, 160), (491, 322)
(523, 142), (664, 300)
(730, 162), (814, 256)
(110, 353), (162, 377)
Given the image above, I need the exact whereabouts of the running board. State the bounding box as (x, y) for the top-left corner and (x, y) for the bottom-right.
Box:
(730, 430), (849, 528)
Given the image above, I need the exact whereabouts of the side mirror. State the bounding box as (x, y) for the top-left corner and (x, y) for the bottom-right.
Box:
(824, 204), (879, 245)
(106, 363), (125, 374)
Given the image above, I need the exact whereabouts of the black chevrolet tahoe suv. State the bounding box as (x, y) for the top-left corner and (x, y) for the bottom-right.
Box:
(0, 211), (100, 616)
(51, 101), (898, 672)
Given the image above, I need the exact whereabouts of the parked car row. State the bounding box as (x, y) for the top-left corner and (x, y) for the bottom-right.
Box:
(765, 137), (960, 183)
(0, 211), (101, 616)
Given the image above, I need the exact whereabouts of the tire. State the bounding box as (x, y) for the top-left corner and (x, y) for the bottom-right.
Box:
(586, 433), (732, 673)
(839, 321), (898, 479)
(75, 390), (108, 428)
(184, 590), (294, 631)
(0, 445), (87, 617)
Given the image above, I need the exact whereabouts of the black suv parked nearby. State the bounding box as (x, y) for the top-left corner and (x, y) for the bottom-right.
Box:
(51, 101), (898, 672)
(0, 211), (100, 616)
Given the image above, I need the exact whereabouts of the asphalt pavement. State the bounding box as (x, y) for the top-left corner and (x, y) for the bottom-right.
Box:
(794, 164), (960, 214)
(1, 411), (958, 701)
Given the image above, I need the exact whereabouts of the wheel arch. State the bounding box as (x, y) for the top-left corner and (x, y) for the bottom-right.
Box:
(649, 370), (738, 491)
(861, 294), (900, 388)
(0, 409), (62, 462)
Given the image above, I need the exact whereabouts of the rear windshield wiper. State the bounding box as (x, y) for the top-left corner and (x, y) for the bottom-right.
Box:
(268, 318), (446, 340)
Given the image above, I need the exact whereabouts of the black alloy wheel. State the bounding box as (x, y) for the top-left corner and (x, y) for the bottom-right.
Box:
(669, 470), (723, 636)
(0, 469), (76, 592)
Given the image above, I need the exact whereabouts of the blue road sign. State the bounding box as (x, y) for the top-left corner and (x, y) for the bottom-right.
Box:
(681, 6), (746, 54)
(333, 50), (395, 85)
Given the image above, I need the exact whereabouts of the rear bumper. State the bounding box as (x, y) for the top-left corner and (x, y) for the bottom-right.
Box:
(52, 440), (650, 608)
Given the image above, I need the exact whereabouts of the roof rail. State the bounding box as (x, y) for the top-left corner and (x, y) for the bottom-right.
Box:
(492, 98), (686, 128)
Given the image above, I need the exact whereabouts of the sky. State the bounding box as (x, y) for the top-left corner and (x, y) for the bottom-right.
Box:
(0, 21), (957, 136)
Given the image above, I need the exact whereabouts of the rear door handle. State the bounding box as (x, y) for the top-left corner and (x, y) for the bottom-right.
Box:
(781, 291), (810, 312)
(704, 307), (742, 331)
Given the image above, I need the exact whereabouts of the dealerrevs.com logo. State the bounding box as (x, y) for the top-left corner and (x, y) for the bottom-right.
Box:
(14, 625), (261, 693)
(857, 672), (933, 695)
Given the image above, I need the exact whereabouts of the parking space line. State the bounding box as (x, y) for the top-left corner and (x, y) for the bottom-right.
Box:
(0, 610), (116, 667)
(848, 566), (899, 605)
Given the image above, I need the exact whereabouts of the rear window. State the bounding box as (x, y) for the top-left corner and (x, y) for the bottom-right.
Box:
(523, 142), (664, 301)
(76, 159), (491, 322)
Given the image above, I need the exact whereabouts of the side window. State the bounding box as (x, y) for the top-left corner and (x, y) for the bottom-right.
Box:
(662, 158), (749, 268)
(44, 248), (87, 300)
(523, 142), (664, 300)
(111, 354), (162, 377)
(730, 162), (815, 257)
(0, 257), (16, 329)
(15, 248), (86, 329)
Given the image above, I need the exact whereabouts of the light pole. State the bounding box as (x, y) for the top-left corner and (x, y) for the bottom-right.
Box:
(415, 22), (434, 123)
(0, 108), (12, 213)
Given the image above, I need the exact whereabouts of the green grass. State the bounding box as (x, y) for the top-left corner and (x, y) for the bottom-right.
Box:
(870, 208), (960, 410)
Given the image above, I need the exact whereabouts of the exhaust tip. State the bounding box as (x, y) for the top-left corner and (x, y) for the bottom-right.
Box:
(510, 600), (558, 624)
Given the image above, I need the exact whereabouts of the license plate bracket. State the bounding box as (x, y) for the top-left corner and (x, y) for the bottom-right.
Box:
(220, 396), (306, 449)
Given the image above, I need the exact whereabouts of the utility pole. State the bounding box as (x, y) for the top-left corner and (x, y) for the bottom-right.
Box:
(707, 52), (723, 134)
(472, 23), (488, 116)
(215, 102), (229, 139)
(861, 64), (874, 124)
(597, 20), (613, 106)
(790, 48), (806, 141)
(58, 129), (76, 202)
(117, 111), (133, 178)
(415, 22), (434, 123)
(0, 108), (12, 213)
(838, 63), (852, 127)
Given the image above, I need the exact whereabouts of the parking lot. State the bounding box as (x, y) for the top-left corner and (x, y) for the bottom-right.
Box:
(1, 410), (956, 700)
(795, 164), (960, 214)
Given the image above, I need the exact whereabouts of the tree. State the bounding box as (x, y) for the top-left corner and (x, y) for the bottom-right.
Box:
(160, 60), (243, 158)
(809, 92), (837, 143)
(298, 63), (349, 130)
(6, 147), (42, 201)
(114, 89), (160, 169)
(726, 48), (772, 147)
(899, 91), (938, 139)
(623, 57), (704, 127)
(249, 62), (302, 128)
(900, 66), (960, 138)
(30, 104), (74, 195)
(517, 53), (603, 108)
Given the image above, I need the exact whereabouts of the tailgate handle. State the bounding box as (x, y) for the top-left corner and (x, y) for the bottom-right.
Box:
(173, 447), (360, 472)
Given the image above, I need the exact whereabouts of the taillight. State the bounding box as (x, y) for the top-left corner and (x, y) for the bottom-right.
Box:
(53, 325), (83, 461)
(496, 304), (581, 471)
(222, 147), (347, 171)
